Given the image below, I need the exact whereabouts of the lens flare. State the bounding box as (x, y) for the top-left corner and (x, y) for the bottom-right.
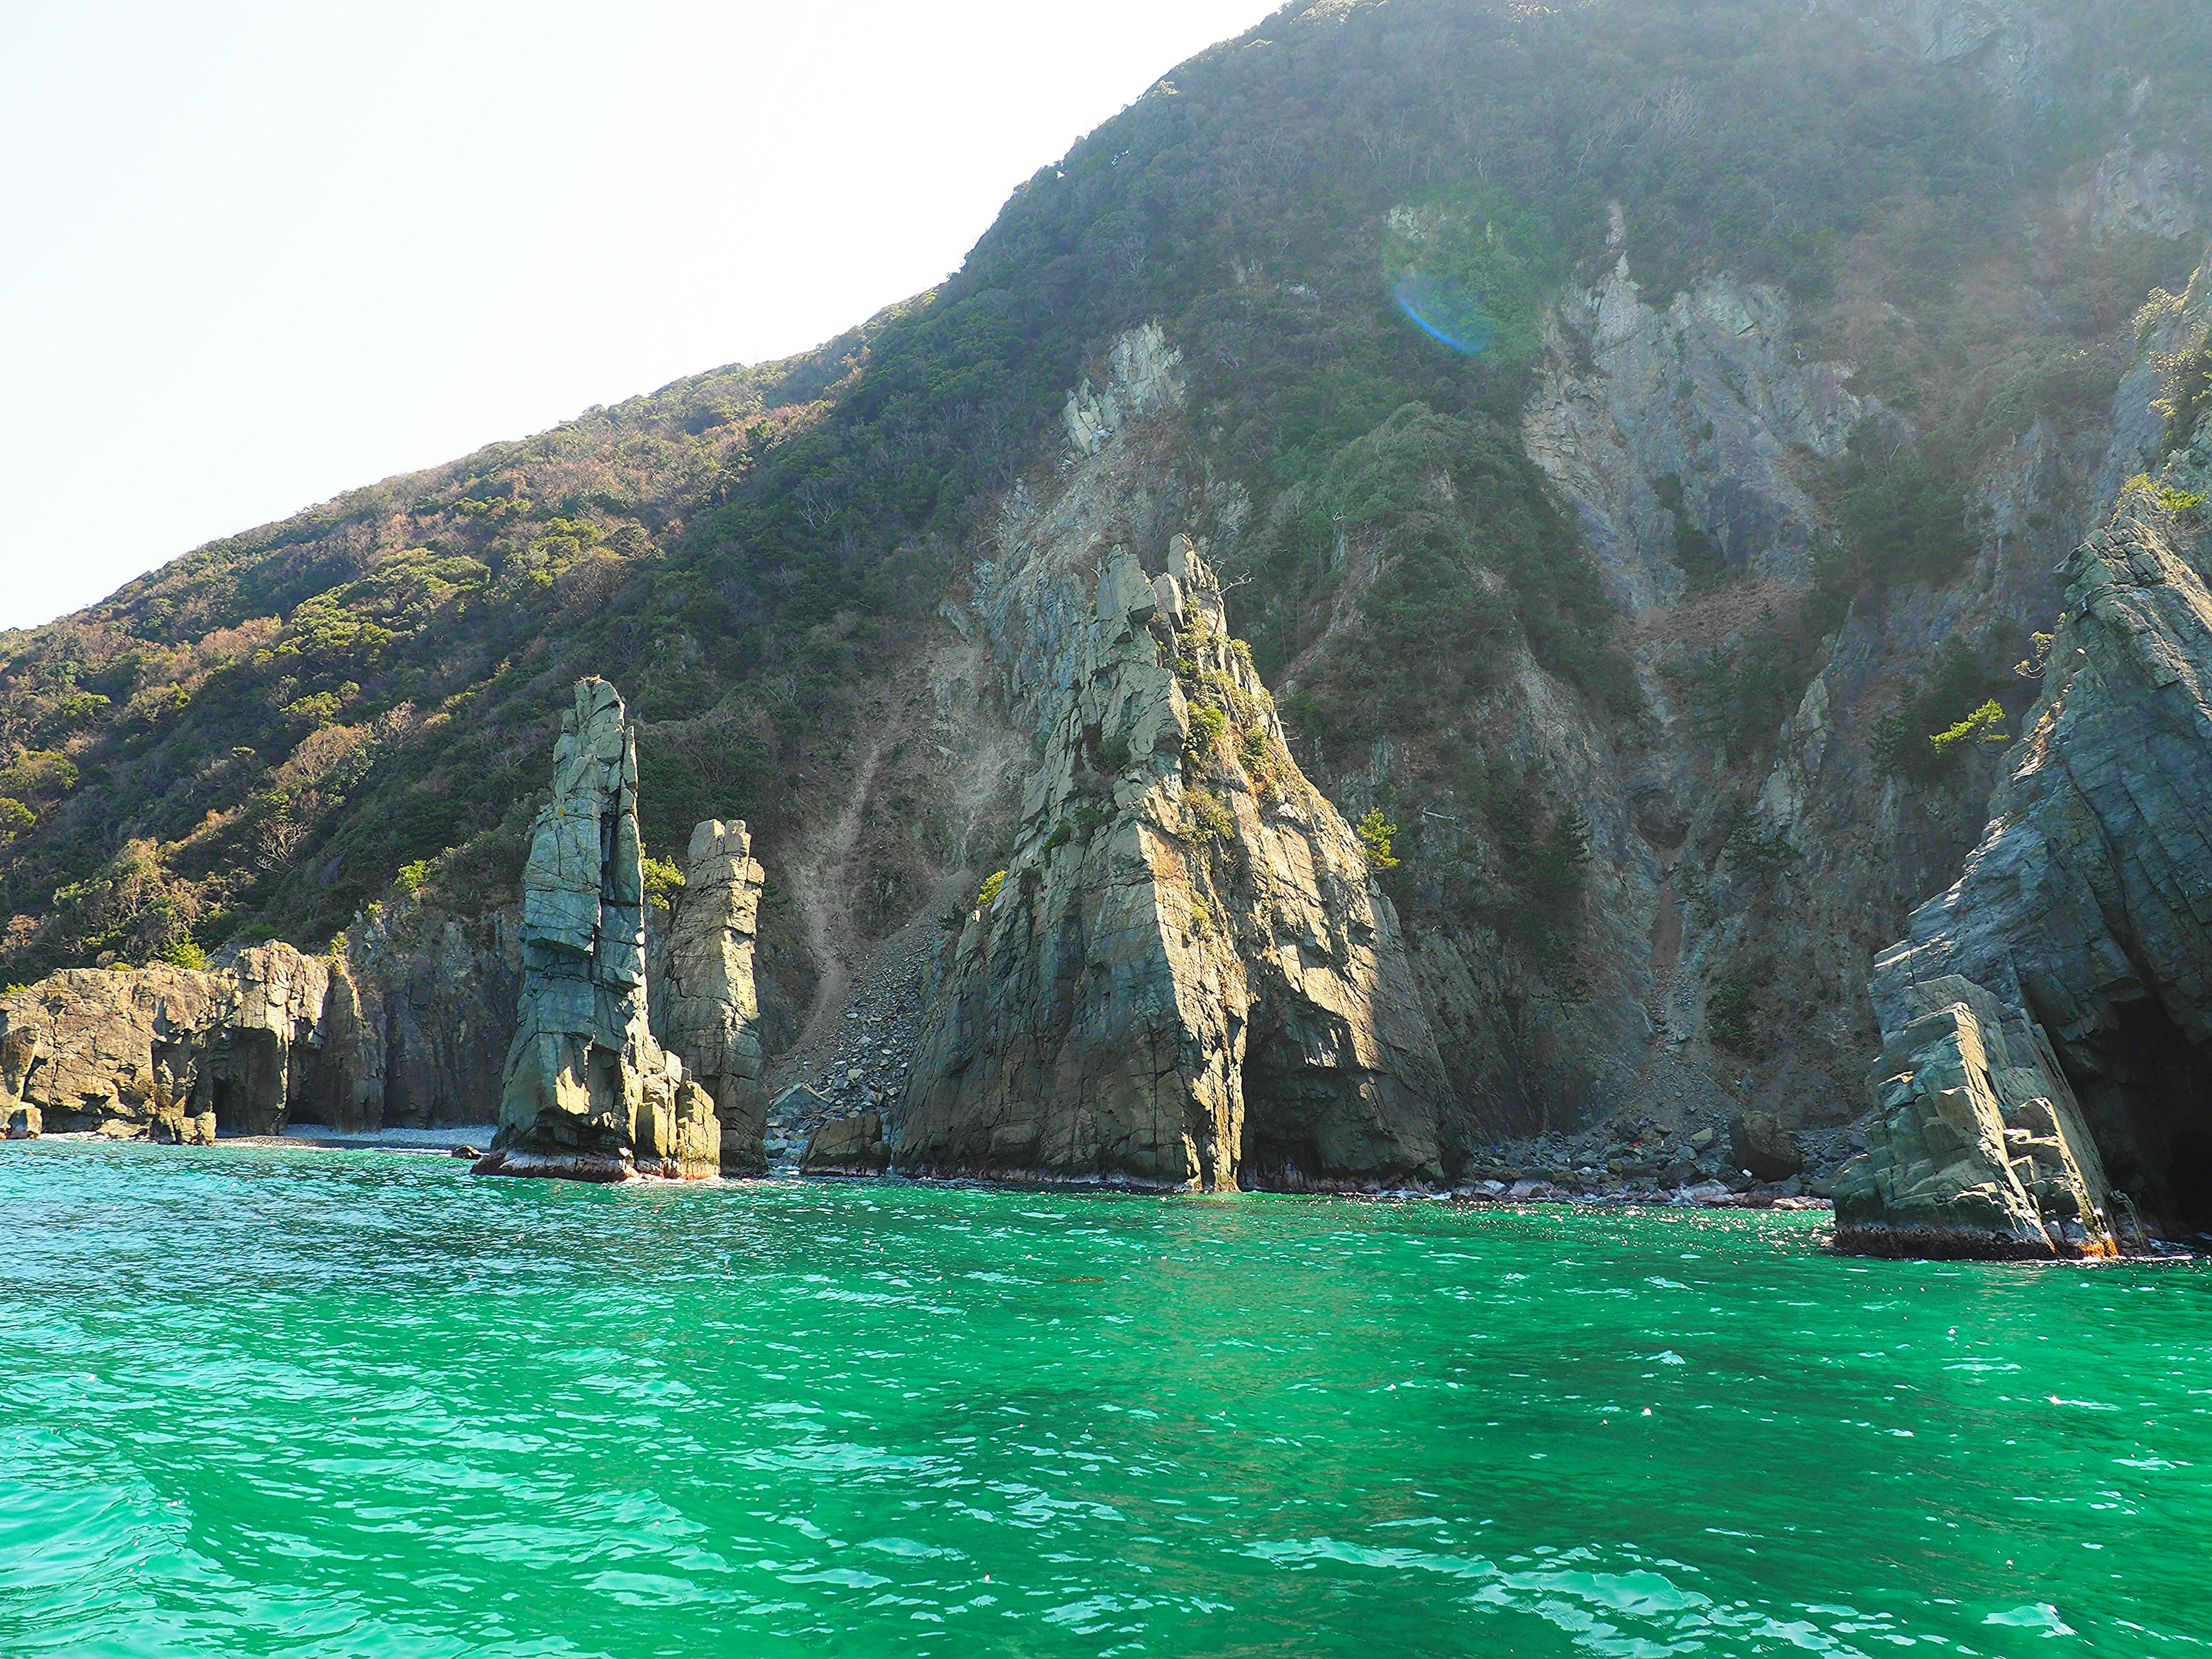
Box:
(1392, 271), (1494, 355)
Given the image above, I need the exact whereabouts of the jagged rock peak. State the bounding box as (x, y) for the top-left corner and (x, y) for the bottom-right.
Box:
(478, 678), (718, 1181)
(1839, 479), (2212, 1254)
(652, 819), (770, 1175)
(895, 535), (1453, 1191)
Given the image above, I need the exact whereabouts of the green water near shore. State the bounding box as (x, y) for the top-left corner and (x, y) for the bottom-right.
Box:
(2, 1141), (2207, 1657)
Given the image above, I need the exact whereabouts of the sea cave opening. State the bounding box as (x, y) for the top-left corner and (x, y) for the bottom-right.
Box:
(1237, 1019), (1324, 1192)
(2067, 997), (2212, 1241)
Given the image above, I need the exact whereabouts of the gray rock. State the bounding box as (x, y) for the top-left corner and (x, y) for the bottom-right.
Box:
(478, 680), (715, 1182)
(0, 944), (374, 1141)
(1727, 1110), (1802, 1182)
(652, 819), (770, 1174)
(896, 539), (1453, 1190)
(1839, 292), (2212, 1253)
(800, 1111), (889, 1175)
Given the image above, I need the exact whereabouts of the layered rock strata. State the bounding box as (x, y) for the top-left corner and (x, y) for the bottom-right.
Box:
(651, 819), (770, 1174)
(896, 539), (1453, 1190)
(0, 944), (375, 1142)
(1838, 488), (2212, 1254)
(477, 679), (718, 1181)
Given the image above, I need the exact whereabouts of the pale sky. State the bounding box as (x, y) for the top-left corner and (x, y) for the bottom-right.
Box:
(0, 1), (1281, 631)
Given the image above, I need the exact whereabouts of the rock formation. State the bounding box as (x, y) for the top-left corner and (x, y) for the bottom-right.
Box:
(476, 679), (719, 1181)
(896, 537), (1453, 1190)
(651, 819), (770, 1173)
(0, 944), (376, 1142)
(800, 1111), (888, 1175)
(1838, 457), (2212, 1253)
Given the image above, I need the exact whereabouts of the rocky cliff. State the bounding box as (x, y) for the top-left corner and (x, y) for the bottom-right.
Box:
(478, 679), (719, 1181)
(895, 539), (1452, 1190)
(0, 943), (370, 1142)
(1838, 393), (2212, 1251)
(6, 0), (2212, 1189)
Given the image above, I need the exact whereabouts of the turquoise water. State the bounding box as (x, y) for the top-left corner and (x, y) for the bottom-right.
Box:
(2, 1141), (2207, 1657)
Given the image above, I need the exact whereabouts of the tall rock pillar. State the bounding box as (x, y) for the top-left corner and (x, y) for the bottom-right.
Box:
(652, 819), (770, 1175)
(476, 679), (719, 1181)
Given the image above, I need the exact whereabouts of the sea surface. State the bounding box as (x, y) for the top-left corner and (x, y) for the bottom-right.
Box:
(3, 1140), (2207, 1658)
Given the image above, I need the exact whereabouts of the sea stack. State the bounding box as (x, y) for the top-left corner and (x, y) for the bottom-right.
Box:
(652, 819), (771, 1175)
(895, 537), (1453, 1190)
(476, 679), (718, 1181)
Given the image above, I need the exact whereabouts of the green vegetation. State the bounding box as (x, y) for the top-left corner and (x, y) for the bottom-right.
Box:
(975, 870), (1006, 909)
(1873, 642), (2014, 786)
(1354, 809), (1399, 870)
(2, 0), (2207, 986)
(1185, 790), (1236, 846)
(1668, 609), (1821, 759)
(641, 855), (684, 911)
(1929, 699), (2010, 758)
(1707, 972), (1758, 1054)
(1255, 406), (1634, 749)
(1835, 440), (1974, 588)
(1380, 184), (1561, 364)
(1653, 474), (1730, 595)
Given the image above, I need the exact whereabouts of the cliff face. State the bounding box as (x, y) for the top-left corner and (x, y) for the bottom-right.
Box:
(1840, 490), (2212, 1249)
(0, 943), (372, 1142)
(6, 0), (2212, 1180)
(896, 540), (1450, 1190)
(478, 679), (719, 1181)
(1835, 253), (2212, 1252)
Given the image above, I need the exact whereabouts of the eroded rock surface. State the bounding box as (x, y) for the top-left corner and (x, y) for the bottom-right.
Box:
(478, 679), (717, 1181)
(897, 539), (1452, 1190)
(652, 819), (770, 1173)
(800, 1111), (888, 1175)
(1836, 978), (2119, 1257)
(1839, 474), (2212, 1252)
(0, 944), (374, 1142)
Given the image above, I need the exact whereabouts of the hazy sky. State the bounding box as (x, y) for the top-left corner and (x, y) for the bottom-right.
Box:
(0, 1), (1281, 631)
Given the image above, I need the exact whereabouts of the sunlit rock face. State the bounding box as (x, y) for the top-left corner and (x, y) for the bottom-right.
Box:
(478, 679), (718, 1181)
(652, 819), (770, 1175)
(0, 944), (375, 1143)
(896, 539), (1454, 1191)
(1840, 475), (2212, 1254)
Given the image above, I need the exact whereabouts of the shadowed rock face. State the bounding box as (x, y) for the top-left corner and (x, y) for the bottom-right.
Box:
(478, 679), (718, 1181)
(0, 944), (374, 1142)
(896, 539), (1453, 1191)
(652, 819), (769, 1174)
(1840, 487), (2212, 1253)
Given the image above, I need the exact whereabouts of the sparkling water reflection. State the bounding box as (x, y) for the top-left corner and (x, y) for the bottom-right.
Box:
(2, 1139), (2207, 1656)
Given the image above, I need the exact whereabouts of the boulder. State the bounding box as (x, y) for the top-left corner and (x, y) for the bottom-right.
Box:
(476, 679), (714, 1181)
(800, 1112), (889, 1175)
(896, 538), (1453, 1190)
(651, 819), (770, 1174)
(1727, 1111), (1802, 1182)
(1835, 984), (2117, 1258)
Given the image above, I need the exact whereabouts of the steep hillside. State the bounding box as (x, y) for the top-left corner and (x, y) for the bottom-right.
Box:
(5, 0), (2210, 1140)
